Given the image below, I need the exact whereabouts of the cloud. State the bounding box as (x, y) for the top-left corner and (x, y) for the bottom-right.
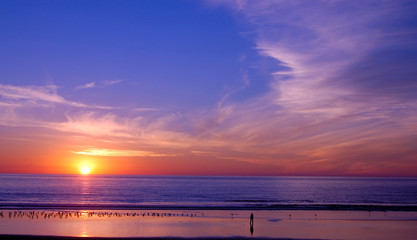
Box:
(0, 101), (20, 107)
(56, 112), (134, 138)
(0, 85), (195, 152)
(0, 84), (119, 112)
(244, 1), (415, 103)
(76, 82), (96, 89)
(186, 0), (417, 174)
(334, 48), (417, 100)
(206, 0), (417, 113)
(76, 80), (123, 90)
(133, 107), (160, 112)
(0, 84), (123, 134)
(104, 79), (123, 86)
(73, 148), (173, 157)
(0, 84), (88, 108)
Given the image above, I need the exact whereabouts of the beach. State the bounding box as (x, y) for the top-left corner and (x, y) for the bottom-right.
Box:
(2, 175), (417, 239)
(1, 209), (417, 240)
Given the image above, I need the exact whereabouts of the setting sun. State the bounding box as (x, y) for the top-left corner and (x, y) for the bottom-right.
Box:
(80, 166), (91, 175)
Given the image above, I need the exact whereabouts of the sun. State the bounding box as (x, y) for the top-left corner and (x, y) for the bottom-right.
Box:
(80, 166), (91, 175)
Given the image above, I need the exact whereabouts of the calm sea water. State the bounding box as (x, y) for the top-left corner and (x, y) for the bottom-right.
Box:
(1, 174), (416, 210)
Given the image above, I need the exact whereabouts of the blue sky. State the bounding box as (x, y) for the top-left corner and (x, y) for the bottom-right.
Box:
(0, 0), (268, 109)
(0, 0), (416, 176)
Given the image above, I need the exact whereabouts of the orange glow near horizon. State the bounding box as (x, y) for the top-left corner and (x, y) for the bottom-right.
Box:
(0, 140), (416, 177)
(76, 157), (96, 175)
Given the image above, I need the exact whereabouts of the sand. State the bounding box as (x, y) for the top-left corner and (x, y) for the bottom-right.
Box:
(1, 209), (417, 239)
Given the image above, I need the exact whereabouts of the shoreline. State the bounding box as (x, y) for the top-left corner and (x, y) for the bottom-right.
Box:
(1, 204), (417, 211)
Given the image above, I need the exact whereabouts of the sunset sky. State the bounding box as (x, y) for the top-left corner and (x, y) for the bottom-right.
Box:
(0, 0), (416, 176)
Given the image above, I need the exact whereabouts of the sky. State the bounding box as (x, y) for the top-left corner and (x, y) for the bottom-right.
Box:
(0, 0), (416, 176)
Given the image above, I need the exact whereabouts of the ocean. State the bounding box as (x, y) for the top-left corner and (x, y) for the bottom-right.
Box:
(1, 174), (416, 211)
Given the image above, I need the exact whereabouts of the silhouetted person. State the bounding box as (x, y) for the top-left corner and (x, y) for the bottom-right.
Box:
(250, 213), (254, 236)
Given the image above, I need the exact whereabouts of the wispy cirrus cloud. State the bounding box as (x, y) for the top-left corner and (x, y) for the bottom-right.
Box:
(73, 148), (173, 157)
(76, 82), (96, 89)
(192, 0), (417, 174)
(104, 79), (123, 86)
(0, 84), (190, 155)
(0, 84), (84, 106)
(76, 80), (122, 90)
(133, 107), (160, 112)
(0, 84), (118, 111)
(0, 84), (125, 136)
(56, 112), (134, 138)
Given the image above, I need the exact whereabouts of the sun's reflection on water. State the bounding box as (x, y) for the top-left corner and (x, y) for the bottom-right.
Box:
(80, 176), (90, 204)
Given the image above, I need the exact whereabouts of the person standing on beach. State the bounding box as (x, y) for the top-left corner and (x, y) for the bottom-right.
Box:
(250, 213), (254, 236)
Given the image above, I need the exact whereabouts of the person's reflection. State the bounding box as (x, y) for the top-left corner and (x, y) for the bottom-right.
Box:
(250, 212), (254, 236)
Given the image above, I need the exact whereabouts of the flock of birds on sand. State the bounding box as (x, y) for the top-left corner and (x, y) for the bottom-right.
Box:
(0, 210), (203, 220)
(2, 210), (374, 221)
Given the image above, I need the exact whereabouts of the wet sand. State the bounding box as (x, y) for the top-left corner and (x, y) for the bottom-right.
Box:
(1, 210), (417, 240)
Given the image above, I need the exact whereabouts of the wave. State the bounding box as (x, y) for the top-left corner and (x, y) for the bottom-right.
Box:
(1, 202), (417, 211)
